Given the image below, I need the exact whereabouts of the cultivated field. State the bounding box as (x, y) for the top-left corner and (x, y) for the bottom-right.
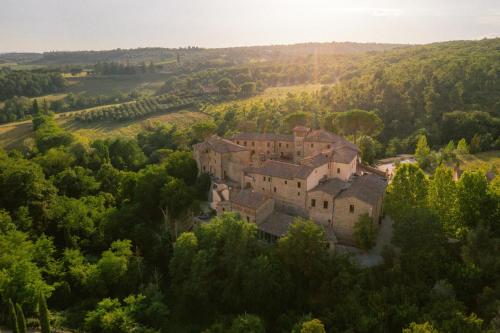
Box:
(0, 109), (209, 149)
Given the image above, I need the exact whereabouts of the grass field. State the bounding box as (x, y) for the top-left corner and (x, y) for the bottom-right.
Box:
(456, 151), (500, 173)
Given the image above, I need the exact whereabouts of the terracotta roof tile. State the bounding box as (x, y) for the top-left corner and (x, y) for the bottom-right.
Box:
(245, 160), (313, 179)
(337, 174), (387, 206)
(231, 132), (294, 142)
(310, 178), (349, 196)
(230, 190), (271, 210)
(196, 135), (248, 154)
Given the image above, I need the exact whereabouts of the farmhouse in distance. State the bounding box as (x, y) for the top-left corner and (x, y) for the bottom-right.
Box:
(194, 126), (388, 248)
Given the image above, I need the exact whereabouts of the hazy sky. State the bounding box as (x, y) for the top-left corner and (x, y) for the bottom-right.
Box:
(1, 0), (499, 52)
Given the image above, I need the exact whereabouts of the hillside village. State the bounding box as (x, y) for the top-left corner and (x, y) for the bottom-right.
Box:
(194, 126), (388, 249)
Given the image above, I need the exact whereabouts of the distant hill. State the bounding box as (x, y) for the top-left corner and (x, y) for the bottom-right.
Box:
(0, 42), (406, 66)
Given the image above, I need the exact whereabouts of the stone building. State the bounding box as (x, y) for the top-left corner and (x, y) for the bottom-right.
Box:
(193, 126), (387, 247)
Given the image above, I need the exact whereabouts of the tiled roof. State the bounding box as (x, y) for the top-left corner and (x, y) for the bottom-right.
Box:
(245, 160), (313, 179)
(332, 146), (358, 164)
(230, 190), (271, 210)
(258, 212), (295, 237)
(310, 178), (349, 196)
(231, 132), (294, 142)
(301, 150), (333, 168)
(196, 135), (248, 154)
(337, 174), (387, 206)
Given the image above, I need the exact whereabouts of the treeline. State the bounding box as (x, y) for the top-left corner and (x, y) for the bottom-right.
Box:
(0, 110), (498, 332)
(0, 68), (66, 101)
(94, 61), (158, 75)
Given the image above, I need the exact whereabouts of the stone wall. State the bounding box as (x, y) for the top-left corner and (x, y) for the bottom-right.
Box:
(307, 190), (335, 226)
(332, 197), (374, 243)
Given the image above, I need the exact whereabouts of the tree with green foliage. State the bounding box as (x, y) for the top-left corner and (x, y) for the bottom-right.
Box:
(334, 109), (383, 143)
(284, 112), (312, 132)
(385, 163), (428, 222)
(163, 151), (198, 186)
(298, 319), (326, 333)
(358, 135), (381, 165)
(108, 138), (146, 171)
(415, 134), (431, 169)
(456, 171), (489, 229)
(456, 138), (469, 155)
(428, 165), (460, 236)
(240, 82), (257, 97)
(392, 208), (447, 284)
(229, 314), (265, 333)
(52, 166), (100, 198)
(38, 292), (51, 333)
(403, 322), (439, 333)
(216, 78), (238, 95)
(353, 213), (376, 251)
(33, 113), (74, 153)
(191, 121), (217, 143)
(169, 213), (260, 321)
(8, 299), (20, 333)
(16, 303), (28, 333)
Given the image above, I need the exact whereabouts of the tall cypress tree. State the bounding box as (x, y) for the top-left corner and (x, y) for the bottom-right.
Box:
(15, 303), (28, 333)
(38, 292), (51, 333)
(8, 299), (20, 333)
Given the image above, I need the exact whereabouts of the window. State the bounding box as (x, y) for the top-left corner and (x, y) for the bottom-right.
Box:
(327, 144), (331, 149)
(297, 182), (301, 188)
(323, 201), (328, 209)
(279, 143), (282, 147)
(349, 204), (355, 213)
(311, 143), (314, 148)
(297, 192), (301, 196)
(203, 166), (206, 171)
(337, 168), (340, 174)
(297, 151), (301, 156)
(262, 188), (265, 191)
(263, 176), (266, 181)
(284, 180), (287, 184)
(311, 199), (316, 207)
(280, 152), (284, 157)
(273, 187), (276, 193)
(268, 177), (271, 182)
(246, 216), (250, 222)
(222, 208), (225, 211)
(237, 141), (240, 144)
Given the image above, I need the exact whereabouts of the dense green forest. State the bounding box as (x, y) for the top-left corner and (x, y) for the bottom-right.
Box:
(0, 39), (499, 332)
(0, 106), (498, 332)
(0, 68), (66, 101)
